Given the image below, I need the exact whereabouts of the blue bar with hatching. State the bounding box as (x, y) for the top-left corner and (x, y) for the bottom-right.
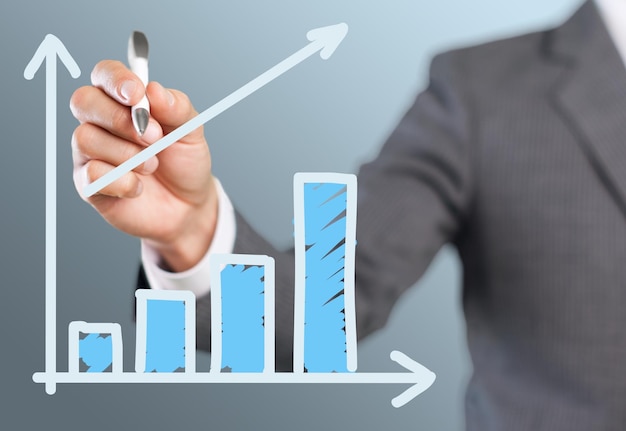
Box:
(220, 264), (266, 372)
(210, 254), (275, 373)
(145, 299), (186, 372)
(303, 182), (349, 372)
(135, 290), (196, 373)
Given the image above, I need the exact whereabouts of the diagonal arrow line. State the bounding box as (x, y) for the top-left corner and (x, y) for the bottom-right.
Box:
(33, 350), (435, 406)
(24, 34), (81, 396)
(83, 22), (349, 197)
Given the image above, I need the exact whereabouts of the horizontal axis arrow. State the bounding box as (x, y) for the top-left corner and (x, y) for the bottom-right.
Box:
(33, 350), (435, 407)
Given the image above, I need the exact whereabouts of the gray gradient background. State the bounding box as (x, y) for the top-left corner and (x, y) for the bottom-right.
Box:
(1, 0), (582, 429)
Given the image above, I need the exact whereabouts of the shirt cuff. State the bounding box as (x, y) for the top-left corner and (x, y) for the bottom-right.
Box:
(140, 177), (236, 297)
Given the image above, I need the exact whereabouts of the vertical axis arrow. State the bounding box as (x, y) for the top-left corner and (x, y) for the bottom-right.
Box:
(24, 34), (81, 395)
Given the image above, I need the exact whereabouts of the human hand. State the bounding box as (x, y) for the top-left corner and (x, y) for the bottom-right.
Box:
(71, 60), (218, 271)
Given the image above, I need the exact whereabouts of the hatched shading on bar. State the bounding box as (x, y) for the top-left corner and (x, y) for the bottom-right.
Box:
(80, 334), (112, 372)
(135, 290), (196, 373)
(294, 173), (357, 373)
(210, 254), (275, 373)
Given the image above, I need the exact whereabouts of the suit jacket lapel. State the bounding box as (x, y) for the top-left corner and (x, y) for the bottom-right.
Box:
(551, 0), (626, 217)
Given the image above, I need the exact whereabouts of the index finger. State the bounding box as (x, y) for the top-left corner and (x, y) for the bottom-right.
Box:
(90, 59), (144, 106)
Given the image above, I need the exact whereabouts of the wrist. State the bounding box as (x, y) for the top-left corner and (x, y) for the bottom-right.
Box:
(146, 179), (218, 272)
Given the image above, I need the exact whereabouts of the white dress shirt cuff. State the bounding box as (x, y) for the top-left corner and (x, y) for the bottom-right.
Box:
(140, 178), (236, 297)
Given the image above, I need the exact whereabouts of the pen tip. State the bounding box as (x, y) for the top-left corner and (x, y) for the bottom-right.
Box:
(133, 108), (150, 136)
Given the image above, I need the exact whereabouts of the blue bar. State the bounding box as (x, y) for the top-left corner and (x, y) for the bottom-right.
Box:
(79, 333), (112, 372)
(303, 182), (348, 372)
(220, 264), (265, 372)
(145, 299), (186, 372)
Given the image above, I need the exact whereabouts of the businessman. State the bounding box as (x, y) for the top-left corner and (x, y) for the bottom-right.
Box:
(70, 0), (626, 429)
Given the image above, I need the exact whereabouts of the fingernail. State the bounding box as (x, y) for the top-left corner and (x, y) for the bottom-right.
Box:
(158, 82), (175, 106)
(120, 80), (137, 103)
(141, 120), (161, 143)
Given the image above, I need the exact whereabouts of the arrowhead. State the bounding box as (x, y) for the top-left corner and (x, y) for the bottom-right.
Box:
(306, 23), (349, 60)
(24, 34), (81, 80)
(389, 350), (436, 408)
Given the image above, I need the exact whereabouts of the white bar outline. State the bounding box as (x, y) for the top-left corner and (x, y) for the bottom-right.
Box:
(293, 173), (358, 373)
(68, 321), (123, 373)
(210, 254), (275, 373)
(135, 290), (196, 373)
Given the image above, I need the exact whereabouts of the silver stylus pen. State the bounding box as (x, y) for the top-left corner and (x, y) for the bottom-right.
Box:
(128, 31), (150, 135)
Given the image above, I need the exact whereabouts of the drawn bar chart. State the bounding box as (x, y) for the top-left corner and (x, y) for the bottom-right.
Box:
(27, 31), (437, 407)
(31, 171), (436, 406)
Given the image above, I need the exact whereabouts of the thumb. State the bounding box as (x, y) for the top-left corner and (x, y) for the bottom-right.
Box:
(146, 81), (204, 143)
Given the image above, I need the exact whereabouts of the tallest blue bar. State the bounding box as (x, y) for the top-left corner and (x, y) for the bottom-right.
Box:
(294, 173), (358, 373)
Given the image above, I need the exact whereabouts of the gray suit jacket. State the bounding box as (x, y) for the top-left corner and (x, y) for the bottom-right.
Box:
(189, 1), (626, 429)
